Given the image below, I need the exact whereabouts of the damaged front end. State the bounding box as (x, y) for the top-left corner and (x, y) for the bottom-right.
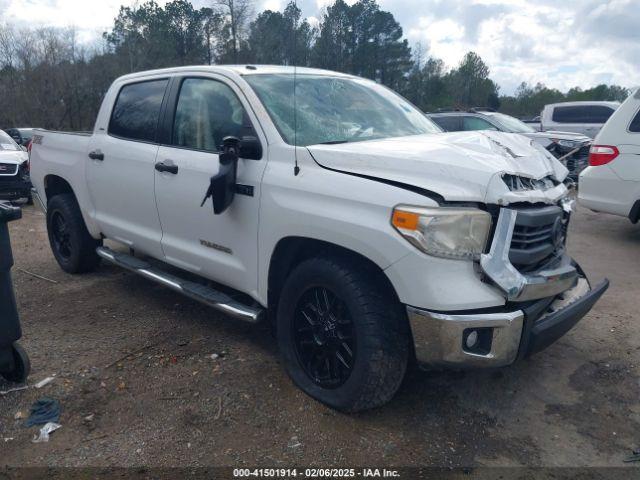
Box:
(545, 139), (592, 182)
(408, 197), (609, 369)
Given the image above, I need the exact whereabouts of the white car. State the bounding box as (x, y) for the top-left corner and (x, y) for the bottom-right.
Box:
(541, 101), (620, 138)
(0, 130), (31, 203)
(579, 88), (640, 223)
(427, 110), (592, 180)
(30, 66), (608, 411)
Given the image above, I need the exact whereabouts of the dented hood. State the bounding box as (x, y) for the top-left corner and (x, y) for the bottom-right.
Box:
(307, 131), (569, 205)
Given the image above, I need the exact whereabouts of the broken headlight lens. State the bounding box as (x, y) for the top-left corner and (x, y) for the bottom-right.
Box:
(391, 206), (492, 260)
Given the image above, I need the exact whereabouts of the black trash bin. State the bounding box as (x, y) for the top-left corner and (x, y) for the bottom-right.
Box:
(0, 202), (30, 383)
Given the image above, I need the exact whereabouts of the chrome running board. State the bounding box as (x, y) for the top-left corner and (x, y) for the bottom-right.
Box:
(96, 246), (264, 323)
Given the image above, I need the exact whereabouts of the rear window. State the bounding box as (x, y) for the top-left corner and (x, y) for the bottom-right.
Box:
(630, 109), (640, 133)
(431, 116), (461, 131)
(109, 79), (168, 142)
(552, 105), (615, 124)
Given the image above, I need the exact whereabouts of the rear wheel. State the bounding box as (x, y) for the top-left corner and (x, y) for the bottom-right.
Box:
(277, 256), (409, 412)
(47, 194), (102, 273)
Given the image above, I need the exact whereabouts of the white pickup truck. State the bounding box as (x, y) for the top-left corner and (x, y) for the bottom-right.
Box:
(30, 66), (608, 412)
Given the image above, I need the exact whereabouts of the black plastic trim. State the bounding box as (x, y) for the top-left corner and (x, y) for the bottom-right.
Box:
(518, 278), (609, 359)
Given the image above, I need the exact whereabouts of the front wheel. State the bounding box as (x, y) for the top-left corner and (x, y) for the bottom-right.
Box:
(277, 256), (409, 412)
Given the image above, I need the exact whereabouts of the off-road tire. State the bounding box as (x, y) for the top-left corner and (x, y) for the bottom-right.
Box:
(277, 255), (409, 412)
(47, 194), (102, 273)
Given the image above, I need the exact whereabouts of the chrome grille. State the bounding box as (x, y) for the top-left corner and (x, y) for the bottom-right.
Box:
(0, 163), (18, 175)
(509, 206), (567, 272)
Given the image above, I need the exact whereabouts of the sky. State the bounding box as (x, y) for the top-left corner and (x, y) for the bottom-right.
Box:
(1, 0), (638, 95)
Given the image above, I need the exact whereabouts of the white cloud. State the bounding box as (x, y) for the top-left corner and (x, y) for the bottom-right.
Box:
(2, 0), (638, 94)
(261, 0), (283, 11)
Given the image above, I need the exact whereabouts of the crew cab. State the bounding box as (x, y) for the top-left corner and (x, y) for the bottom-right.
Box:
(0, 130), (31, 202)
(30, 66), (608, 412)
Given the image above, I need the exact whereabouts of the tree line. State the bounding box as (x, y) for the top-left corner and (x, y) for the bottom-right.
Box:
(0, 0), (630, 130)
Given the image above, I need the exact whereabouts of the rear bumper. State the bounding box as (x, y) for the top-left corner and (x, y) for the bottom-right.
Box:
(408, 275), (608, 369)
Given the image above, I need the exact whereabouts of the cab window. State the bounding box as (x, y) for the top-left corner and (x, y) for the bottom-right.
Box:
(109, 79), (169, 142)
(172, 78), (248, 152)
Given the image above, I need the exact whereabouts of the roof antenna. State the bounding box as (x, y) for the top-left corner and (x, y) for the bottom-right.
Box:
(293, 0), (300, 176)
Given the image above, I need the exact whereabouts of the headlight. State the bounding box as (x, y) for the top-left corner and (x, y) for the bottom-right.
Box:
(391, 206), (492, 260)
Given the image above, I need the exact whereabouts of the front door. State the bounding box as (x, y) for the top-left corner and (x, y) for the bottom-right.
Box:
(154, 76), (267, 298)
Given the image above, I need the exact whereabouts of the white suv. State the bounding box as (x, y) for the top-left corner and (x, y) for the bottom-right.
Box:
(541, 101), (620, 138)
(579, 89), (640, 222)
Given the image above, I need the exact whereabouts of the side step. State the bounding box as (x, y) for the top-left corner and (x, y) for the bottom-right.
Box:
(96, 246), (264, 323)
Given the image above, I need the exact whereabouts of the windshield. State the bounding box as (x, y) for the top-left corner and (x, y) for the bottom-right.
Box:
(486, 112), (536, 133)
(0, 131), (21, 151)
(244, 74), (441, 146)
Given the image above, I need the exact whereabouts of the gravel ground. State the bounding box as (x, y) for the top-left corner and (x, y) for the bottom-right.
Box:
(1, 203), (639, 473)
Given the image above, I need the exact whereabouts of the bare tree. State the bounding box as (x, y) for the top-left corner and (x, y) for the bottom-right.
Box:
(214, 0), (254, 62)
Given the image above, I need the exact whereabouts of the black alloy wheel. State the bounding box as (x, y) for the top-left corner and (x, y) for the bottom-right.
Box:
(293, 287), (356, 389)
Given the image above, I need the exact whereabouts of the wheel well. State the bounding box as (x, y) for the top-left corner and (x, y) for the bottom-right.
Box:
(267, 237), (402, 317)
(44, 175), (74, 205)
(629, 200), (640, 224)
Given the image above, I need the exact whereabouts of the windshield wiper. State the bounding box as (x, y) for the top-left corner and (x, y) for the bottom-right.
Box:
(316, 140), (349, 145)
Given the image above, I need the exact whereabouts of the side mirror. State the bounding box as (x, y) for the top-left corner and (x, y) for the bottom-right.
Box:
(239, 135), (262, 160)
(200, 137), (239, 215)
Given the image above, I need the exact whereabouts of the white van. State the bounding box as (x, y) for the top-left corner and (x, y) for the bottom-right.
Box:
(579, 89), (640, 222)
(541, 101), (620, 138)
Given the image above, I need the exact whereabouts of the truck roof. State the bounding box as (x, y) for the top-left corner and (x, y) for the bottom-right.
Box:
(116, 65), (356, 83)
(543, 100), (621, 109)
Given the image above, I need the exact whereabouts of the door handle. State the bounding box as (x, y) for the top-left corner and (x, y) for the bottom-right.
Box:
(155, 162), (179, 174)
(88, 150), (104, 161)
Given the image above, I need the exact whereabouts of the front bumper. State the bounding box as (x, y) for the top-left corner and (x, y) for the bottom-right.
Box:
(0, 177), (31, 201)
(408, 275), (608, 368)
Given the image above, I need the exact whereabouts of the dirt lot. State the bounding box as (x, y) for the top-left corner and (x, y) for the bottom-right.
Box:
(1, 202), (639, 472)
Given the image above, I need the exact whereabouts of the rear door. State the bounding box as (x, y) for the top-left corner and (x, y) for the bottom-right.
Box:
(153, 75), (268, 296)
(609, 101), (640, 182)
(86, 78), (169, 258)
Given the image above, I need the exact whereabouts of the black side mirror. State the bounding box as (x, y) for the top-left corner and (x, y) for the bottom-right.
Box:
(200, 137), (239, 215)
(239, 135), (262, 160)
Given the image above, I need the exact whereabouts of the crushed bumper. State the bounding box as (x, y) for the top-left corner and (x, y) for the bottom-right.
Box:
(408, 275), (609, 369)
